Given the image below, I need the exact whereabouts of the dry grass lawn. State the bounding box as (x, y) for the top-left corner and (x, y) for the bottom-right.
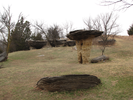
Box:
(0, 36), (133, 100)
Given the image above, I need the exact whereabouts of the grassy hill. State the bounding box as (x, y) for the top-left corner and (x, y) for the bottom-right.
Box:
(0, 36), (133, 100)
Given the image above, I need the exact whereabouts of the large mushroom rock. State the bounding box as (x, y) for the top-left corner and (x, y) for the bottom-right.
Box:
(66, 30), (103, 64)
(36, 74), (101, 92)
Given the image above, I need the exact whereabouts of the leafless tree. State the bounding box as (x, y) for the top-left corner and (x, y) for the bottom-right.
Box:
(84, 17), (102, 31)
(47, 24), (63, 46)
(101, 0), (133, 10)
(63, 21), (74, 35)
(84, 12), (120, 55)
(33, 21), (51, 46)
(0, 6), (15, 57)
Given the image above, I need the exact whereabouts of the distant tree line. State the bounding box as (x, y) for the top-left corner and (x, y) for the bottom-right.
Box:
(0, 7), (66, 54)
(9, 19), (64, 52)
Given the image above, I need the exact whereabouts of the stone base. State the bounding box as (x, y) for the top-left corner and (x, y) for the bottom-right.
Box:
(76, 36), (93, 64)
(36, 74), (101, 92)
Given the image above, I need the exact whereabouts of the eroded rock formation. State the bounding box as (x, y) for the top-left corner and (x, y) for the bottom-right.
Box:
(28, 39), (76, 49)
(67, 30), (103, 64)
(36, 74), (101, 92)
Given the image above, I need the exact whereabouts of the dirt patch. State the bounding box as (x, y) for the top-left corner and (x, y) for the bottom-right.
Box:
(1, 92), (12, 100)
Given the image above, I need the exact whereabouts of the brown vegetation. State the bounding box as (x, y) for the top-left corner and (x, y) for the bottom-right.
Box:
(0, 36), (133, 100)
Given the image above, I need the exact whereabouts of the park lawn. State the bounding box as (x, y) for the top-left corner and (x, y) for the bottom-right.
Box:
(0, 36), (133, 100)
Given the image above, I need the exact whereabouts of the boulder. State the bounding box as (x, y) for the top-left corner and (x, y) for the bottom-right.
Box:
(56, 39), (67, 47)
(67, 40), (76, 46)
(66, 30), (103, 40)
(98, 39), (116, 45)
(36, 74), (101, 92)
(0, 51), (7, 62)
(28, 40), (47, 49)
(91, 55), (109, 63)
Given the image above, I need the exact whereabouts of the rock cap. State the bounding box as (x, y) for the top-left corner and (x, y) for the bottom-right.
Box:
(66, 30), (103, 40)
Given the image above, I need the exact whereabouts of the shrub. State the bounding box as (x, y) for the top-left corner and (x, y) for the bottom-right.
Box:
(127, 24), (133, 35)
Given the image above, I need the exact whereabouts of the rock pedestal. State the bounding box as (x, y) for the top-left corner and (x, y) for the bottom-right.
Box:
(36, 74), (101, 92)
(67, 30), (103, 64)
(76, 36), (94, 64)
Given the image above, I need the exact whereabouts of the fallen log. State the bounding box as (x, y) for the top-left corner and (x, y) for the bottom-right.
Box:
(36, 74), (101, 92)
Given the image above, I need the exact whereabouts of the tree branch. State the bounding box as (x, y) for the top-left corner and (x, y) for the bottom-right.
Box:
(101, 0), (133, 10)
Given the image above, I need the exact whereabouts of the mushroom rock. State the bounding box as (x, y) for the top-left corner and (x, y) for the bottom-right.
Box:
(66, 30), (103, 64)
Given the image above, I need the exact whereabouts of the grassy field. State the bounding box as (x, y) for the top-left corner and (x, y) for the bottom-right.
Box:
(0, 36), (133, 100)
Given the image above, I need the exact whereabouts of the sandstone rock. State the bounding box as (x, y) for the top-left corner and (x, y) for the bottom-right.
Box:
(0, 51), (7, 62)
(98, 39), (116, 45)
(66, 30), (103, 64)
(36, 74), (101, 92)
(91, 55), (109, 63)
(67, 40), (76, 46)
(66, 30), (103, 40)
(28, 41), (47, 49)
(27, 39), (75, 48)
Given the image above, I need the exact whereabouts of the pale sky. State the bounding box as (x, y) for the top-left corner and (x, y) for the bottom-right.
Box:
(1, 0), (133, 36)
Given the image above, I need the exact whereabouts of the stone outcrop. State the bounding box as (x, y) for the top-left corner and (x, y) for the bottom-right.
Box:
(98, 39), (116, 45)
(36, 74), (101, 92)
(27, 39), (76, 48)
(67, 40), (76, 46)
(67, 30), (103, 64)
(28, 41), (47, 49)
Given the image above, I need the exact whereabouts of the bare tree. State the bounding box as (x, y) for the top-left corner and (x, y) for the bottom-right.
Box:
(63, 21), (74, 35)
(101, 0), (133, 10)
(0, 24), (6, 49)
(84, 12), (120, 55)
(84, 17), (102, 31)
(47, 24), (63, 47)
(0, 6), (15, 57)
(33, 22), (51, 46)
